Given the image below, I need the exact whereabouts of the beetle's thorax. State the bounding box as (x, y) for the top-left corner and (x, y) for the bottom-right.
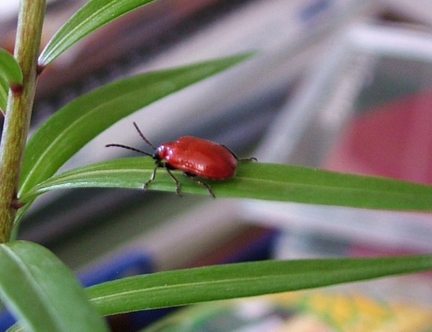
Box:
(155, 143), (173, 161)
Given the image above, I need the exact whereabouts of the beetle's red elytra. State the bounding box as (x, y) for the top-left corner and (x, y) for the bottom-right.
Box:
(106, 122), (256, 198)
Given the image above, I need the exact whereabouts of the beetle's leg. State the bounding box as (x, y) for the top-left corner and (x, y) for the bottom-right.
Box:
(143, 164), (159, 190)
(144, 163), (182, 196)
(184, 172), (215, 198)
(239, 156), (257, 162)
(165, 165), (182, 196)
(220, 144), (257, 162)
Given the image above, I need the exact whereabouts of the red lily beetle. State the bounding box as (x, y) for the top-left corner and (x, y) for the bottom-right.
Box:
(106, 122), (256, 198)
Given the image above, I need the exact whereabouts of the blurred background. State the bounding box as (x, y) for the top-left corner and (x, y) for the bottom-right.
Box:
(1, 0), (432, 330)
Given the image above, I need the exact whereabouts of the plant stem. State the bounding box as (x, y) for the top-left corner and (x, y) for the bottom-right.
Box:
(0, 0), (45, 243)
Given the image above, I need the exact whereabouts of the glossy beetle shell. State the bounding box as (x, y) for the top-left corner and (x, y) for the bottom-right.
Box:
(156, 136), (237, 179)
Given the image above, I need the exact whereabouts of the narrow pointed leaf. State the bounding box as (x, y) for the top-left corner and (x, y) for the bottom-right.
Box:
(87, 254), (432, 316)
(0, 241), (108, 332)
(19, 54), (252, 199)
(20, 159), (432, 211)
(0, 48), (23, 110)
(0, 48), (23, 85)
(38, 0), (156, 66)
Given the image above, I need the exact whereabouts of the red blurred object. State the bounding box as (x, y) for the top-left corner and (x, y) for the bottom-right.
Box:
(325, 88), (432, 184)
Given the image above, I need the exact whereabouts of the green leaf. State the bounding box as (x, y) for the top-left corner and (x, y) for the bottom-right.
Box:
(0, 48), (23, 85)
(38, 0), (156, 66)
(87, 254), (432, 316)
(0, 74), (8, 111)
(0, 48), (23, 110)
(20, 158), (432, 211)
(19, 54), (252, 200)
(0, 241), (108, 332)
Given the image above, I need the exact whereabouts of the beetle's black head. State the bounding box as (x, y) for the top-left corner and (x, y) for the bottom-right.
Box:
(152, 152), (162, 162)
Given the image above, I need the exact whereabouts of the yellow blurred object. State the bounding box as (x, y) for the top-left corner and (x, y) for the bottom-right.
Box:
(150, 290), (432, 331)
(267, 291), (432, 331)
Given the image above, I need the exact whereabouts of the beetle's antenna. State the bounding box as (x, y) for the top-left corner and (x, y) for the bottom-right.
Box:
(133, 122), (156, 150)
(106, 122), (157, 156)
(105, 143), (152, 156)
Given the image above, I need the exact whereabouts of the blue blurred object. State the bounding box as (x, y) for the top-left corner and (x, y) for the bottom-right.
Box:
(78, 251), (154, 287)
(222, 229), (279, 264)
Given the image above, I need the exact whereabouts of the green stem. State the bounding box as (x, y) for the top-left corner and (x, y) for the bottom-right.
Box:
(0, 0), (45, 242)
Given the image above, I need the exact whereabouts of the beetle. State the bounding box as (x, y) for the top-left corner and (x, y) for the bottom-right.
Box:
(106, 122), (256, 198)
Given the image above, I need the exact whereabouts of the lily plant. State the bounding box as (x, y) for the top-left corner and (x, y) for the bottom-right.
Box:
(0, 1), (432, 331)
